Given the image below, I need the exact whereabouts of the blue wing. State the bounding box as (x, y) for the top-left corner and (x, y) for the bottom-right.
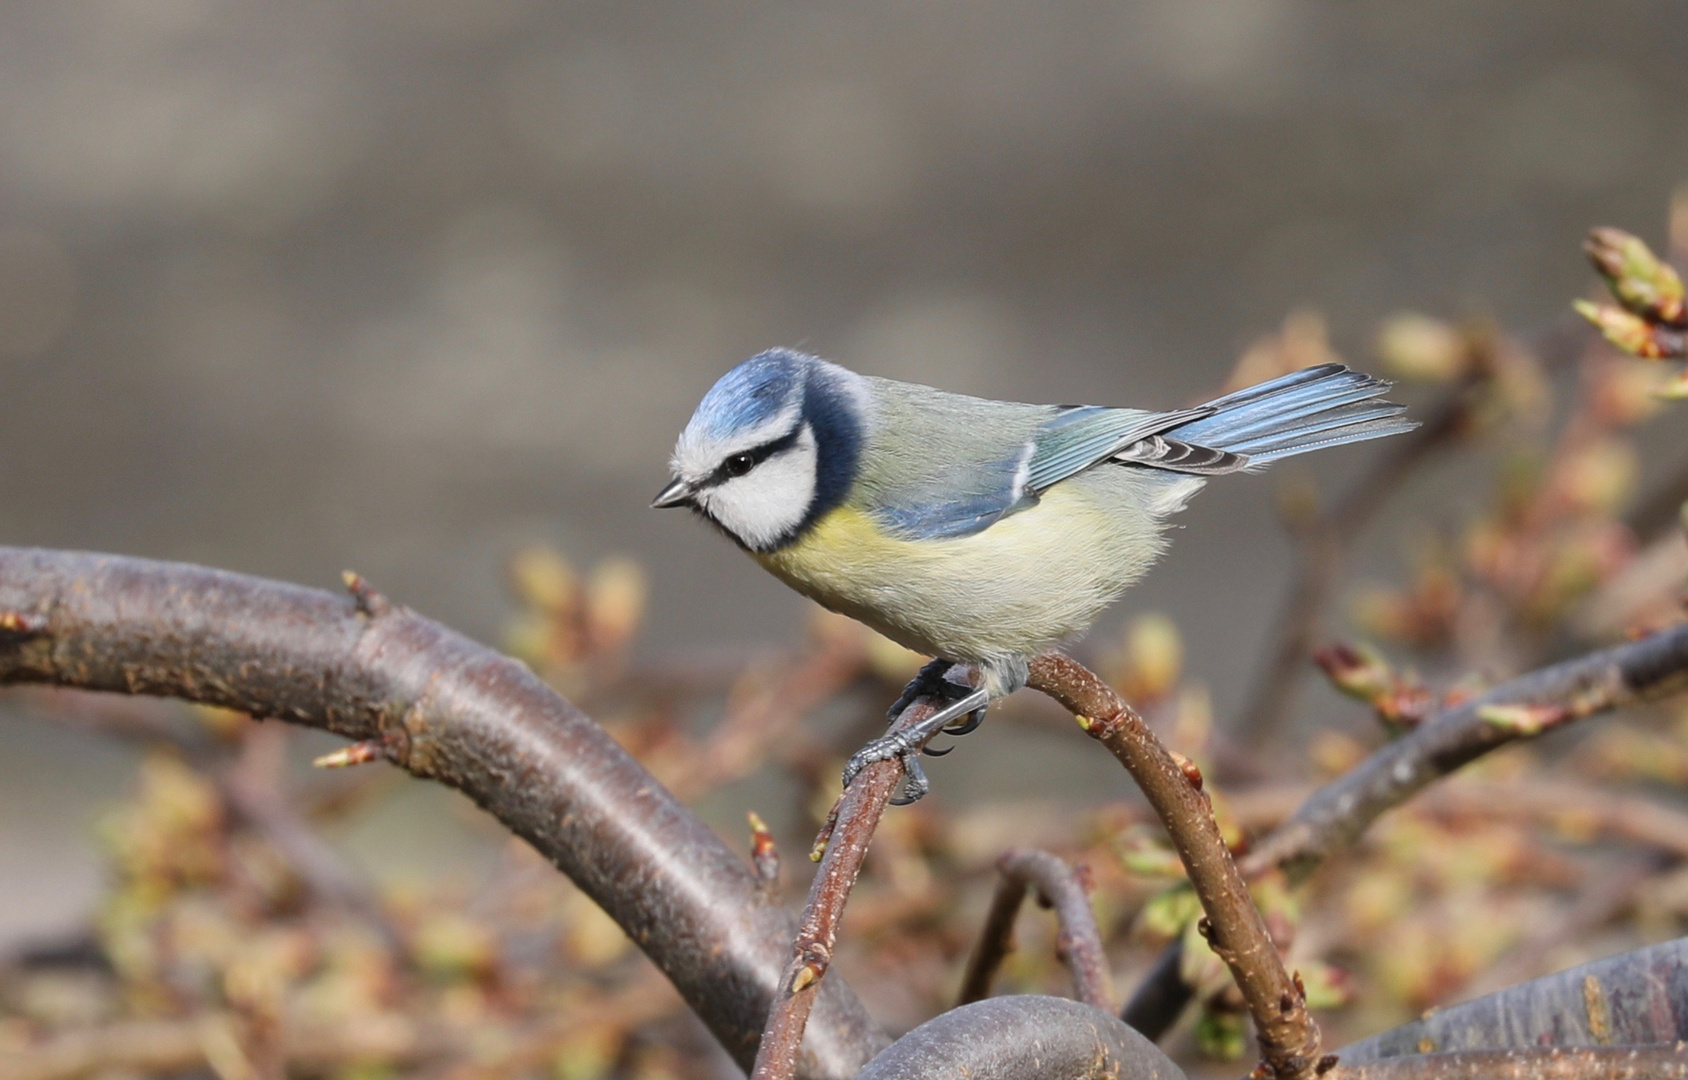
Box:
(871, 404), (1210, 541)
(871, 444), (1037, 540)
(869, 365), (1413, 542)
(1023, 404), (1213, 494)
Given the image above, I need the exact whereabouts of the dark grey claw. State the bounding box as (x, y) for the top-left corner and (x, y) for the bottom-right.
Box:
(842, 686), (993, 803)
(889, 757), (929, 805)
(889, 659), (989, 756)
(842, 729), (913, 790)
(886, 658), (960, 723)
(941, 707), (987, 738)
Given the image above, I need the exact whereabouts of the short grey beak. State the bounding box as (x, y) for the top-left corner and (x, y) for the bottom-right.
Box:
(651, 477), (694, 509)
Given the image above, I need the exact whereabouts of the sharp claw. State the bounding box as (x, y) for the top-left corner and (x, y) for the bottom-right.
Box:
(853, 675), (990, 805)
(891, 756), (930, 804)
(942, 708), (986, 737)
(887, 658), (959, 724)
(842, 729), (914, 790)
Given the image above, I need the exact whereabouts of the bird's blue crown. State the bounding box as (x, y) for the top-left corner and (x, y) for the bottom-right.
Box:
(689, 349), (812, 440)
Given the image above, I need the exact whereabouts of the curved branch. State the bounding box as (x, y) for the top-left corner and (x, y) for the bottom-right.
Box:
(958, 848), (1114, 1012)
(0, 548), (886, 1080)
(855, 996), (1186, 1080)
(1026, 653), (1321, 1080)
(1325, 1046), (1688, 1079)
(1241, 620), (1688, 881)
(1127, 621), (1688, 1042)
(1336, 937), (1688, 1062)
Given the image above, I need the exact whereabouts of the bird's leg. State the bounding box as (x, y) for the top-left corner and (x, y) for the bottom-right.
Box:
(843, 685), (993, 805)
(883, 658), (956, 722)
(884, 659), (990, 754)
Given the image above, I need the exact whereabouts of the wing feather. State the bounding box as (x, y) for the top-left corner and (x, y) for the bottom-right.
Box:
(1024, 404), (1213, 493)
(1112, 435), (1249, 475)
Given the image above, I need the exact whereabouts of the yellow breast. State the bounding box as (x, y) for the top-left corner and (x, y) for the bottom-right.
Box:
(753, 483), (1155, 661)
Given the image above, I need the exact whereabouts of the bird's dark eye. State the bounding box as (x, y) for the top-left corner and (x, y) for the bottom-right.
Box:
(723, 452), (756, 477)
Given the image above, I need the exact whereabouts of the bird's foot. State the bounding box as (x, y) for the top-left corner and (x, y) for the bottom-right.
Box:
(885, 659), (990, 748)
(843, 731), (931, 806)
(884, 659), (961, 722)
(845, 681), (993, 805)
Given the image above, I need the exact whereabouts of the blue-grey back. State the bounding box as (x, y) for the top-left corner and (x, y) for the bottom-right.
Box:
(853, 377), (1163, 540)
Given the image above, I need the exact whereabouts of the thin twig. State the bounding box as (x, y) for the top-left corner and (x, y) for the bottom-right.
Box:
(1125, 620), (1688, 1042)
(221, 723), (406, 948)
(1324, 1045), (1688, 1080)
(0, 547), (885, 1080)
(1025, 652), (1321, 1080)
(1241, 620), (1688, 881)
(748, 678), (959, 1080)
(1235, 385), (1474, 748)
(667, 636), (867, 802)
(957, 848), (1114, 1012)
(12, 687), (402, 945)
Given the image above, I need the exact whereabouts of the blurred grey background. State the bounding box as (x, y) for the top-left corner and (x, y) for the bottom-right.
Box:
(3, 1), (1687, 946)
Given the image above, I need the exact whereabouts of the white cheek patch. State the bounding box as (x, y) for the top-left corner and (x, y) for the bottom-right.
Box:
(697, 425), (819, 550)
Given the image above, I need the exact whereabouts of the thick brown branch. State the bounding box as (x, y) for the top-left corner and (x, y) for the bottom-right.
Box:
(747, 687), (950, 1080)
(1241, 620), (1688, 881)
(1337, 937), (1688, 1061)
(1325, 1046), (1688, 1080)
(1026, 652), (1321, 1080)
(855, 996), (1186, 1080)
(0, 548), (885, 1080)
(957, 848), (1114, 1012)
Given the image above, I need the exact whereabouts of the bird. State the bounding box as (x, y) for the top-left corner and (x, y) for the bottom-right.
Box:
(653, 348), (1415, 801)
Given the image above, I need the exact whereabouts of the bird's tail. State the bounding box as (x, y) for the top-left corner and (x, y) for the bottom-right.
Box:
(1166, 363), (1416, 464)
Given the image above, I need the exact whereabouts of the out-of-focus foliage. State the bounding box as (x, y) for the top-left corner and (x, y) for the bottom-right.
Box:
(5, 211), (1688, 1078)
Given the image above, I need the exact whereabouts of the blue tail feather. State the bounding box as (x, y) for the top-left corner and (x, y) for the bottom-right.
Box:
(1201, 383), (1398, 446)
(1224, 401), (1407, 456)
(1167, 365), (1416, 464)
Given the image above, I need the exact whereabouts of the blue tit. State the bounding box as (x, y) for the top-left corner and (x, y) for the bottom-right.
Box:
(654, 348), (1415, 796)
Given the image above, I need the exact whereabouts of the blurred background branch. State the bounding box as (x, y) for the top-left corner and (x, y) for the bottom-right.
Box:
(958, 848), (1113, 1012)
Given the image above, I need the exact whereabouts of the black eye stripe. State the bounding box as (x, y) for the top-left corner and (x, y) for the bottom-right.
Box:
(704, 426), (803, 487)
